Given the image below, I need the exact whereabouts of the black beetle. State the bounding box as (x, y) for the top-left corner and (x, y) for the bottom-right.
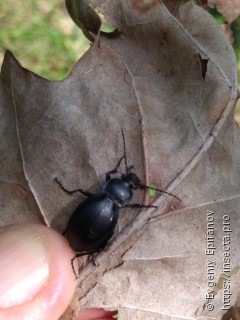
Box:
(54, 131), (180, 276)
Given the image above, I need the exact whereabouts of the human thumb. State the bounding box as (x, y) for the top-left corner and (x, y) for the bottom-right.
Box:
(0, 223), (77, 320)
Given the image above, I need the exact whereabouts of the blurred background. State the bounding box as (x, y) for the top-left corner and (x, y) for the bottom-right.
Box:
(0, 0), (90, 80)
(0, 0), (239, 120)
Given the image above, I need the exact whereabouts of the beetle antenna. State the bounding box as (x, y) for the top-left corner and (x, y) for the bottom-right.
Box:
(121, 129), (130, 173)
(137, 183), (181, 202)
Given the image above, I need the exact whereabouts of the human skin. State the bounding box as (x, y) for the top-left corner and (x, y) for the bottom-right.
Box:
(0, 223), (117, 320)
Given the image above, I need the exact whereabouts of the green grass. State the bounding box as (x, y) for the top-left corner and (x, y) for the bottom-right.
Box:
(0, 0), (89, 80)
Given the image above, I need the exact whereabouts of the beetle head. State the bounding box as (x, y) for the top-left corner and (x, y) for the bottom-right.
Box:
(122, 172), (141, 190)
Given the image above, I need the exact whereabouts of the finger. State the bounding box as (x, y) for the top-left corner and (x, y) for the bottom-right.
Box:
(77, 308), (118, 319)
(0, 223), (78, 320)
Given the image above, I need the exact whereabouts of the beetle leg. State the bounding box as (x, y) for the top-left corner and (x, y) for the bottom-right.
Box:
(105, 155), (124, 181)
(125, 203), (158, 209)
(54, 177), (93, 197)
(71, 250), (101, 279)
(88, 252), (100, 266)
(70, 236), (112, 278)
(71, 255), (79, 279)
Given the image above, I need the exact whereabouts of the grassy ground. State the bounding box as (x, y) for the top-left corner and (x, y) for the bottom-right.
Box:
(0, 0), (89, 80)
(0, 0), (239, 121)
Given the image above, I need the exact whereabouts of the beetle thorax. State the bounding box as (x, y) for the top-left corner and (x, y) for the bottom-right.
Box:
(101, 178), (132, 208)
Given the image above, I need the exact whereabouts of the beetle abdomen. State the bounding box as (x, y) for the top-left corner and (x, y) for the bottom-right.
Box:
(66, 194), (119, 252)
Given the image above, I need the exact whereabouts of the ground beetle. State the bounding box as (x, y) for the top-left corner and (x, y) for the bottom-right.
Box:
(54, 131), (180, 276)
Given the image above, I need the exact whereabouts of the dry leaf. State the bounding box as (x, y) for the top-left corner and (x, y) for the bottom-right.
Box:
(65, 0), (101, 42)
(0, 1), (240, 319)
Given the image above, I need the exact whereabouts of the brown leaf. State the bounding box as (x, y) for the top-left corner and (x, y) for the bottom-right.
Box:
(222, 305), (240, 320)
(0, 1), (240, 319)
(65, 0), (101, 42)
